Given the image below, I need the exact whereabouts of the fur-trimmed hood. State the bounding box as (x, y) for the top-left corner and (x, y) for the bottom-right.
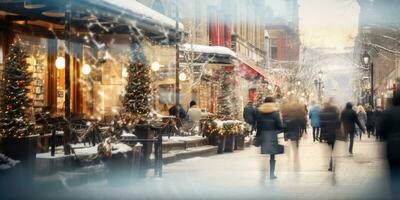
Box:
(257, 103), (279, 114)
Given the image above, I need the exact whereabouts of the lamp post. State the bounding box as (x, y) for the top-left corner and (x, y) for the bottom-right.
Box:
(314, 70), (323, 104)
(175, 0), (180, 110)
(361, 51), (374, 108)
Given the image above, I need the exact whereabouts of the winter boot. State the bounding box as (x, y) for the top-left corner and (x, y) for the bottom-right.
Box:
(270, 159), (277, 180)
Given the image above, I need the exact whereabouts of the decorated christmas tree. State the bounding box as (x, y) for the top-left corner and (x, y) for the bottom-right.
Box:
(122, 41), (151, 123)
(0, 42), (33, 139)
(217, 67), (235, 120)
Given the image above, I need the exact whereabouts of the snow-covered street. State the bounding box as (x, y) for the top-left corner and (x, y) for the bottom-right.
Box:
(37, 133), (390, 200)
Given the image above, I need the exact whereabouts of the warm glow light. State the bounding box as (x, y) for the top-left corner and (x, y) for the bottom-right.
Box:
(296, 81), (301, 86)
(82, 64), (91, 75)
(151, 61), (160, 71)
(267, 84), (273, 90)
(179, 72), (187, 81)
(55, 56), (65, 69)
(122, 67), (128, 78)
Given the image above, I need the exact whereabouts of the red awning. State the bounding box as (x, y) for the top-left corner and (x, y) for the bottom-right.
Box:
(238, 59), (279, 86)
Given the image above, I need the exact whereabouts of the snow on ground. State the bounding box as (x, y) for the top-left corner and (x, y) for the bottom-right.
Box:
(162, 136), (203, 142)
(0, 153), (20, 170)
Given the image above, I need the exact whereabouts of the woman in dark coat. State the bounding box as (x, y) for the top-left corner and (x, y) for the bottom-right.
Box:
(319, 99), (340, 171)
(377, 90), (400, 200)
(365, 105), (375, 138)
(253, 96), (283, 180)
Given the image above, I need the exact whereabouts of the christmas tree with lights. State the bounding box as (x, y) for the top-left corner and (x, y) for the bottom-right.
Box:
(0, 42), (33, 139)
(122, 41), (151, 123)
(217, 67), (235, 120)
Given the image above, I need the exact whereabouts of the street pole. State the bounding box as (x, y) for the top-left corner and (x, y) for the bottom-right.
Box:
(318, 81), (321, 104)
(175, 0), (180, 115)
(370, 63), (374, 109)
(64, 0), (71, 155)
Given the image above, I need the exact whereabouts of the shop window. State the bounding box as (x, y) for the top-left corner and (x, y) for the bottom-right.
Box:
(81, 44), (130, 118)
(16, 35), (48, 114)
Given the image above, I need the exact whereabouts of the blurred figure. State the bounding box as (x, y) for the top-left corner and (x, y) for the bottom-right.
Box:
(243, 101), (256, 129)
(320, 98), (340, 171)
(374, 107), (383, 141)
(356, 105), (367, 140)
(340, 102), (365, 155)
(161, 104), (169, 116)
(377, 90), (400, 200)
(365, 105), (375, 138)
(187, 101), (202, 135)
(253, 96), (283, 180)
(169, 104), (187, 128)
(309, 101), (321, 142)
(281, 99), (307, 147)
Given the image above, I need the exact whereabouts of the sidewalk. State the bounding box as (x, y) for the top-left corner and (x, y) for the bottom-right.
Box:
(39, 132), (390, 200)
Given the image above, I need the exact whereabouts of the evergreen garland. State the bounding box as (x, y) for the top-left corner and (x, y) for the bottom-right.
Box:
(0, 42), (33, 139)
(122, 41), (151, 123)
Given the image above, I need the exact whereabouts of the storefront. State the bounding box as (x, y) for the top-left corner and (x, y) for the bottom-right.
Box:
(0, 0), (183, 120)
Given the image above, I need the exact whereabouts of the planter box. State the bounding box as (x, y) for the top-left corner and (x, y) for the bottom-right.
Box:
(217, 135), (226, 154)
(207, 134), (219, 146)
(103, 151), (134, 186)
(224, 135), (236, 152)
(0, 136), (37, 189)
(234, 135), (245, 150)
(134, 124), (155, 178)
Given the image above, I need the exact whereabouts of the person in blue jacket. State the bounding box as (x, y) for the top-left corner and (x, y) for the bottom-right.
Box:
(309, 101), (321, 142)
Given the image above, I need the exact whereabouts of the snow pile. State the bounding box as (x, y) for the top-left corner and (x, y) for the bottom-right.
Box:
(74, 145), (99, 156)
(112, 143), (132, 154)
(181, 44), (237, 57)
(0, 153), (20, 170)
(121, 131), (136, 138)
(101, 0), (184, 31)
(213, 120), (243, 129)
(163, 136), (203, 142)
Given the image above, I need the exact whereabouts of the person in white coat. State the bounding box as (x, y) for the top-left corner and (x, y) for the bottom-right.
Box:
(187, 101), (202, 134)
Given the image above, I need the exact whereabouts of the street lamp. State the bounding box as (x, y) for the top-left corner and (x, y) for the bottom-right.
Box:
(361, 51), (374, 108)
(315, 70), (323, 104)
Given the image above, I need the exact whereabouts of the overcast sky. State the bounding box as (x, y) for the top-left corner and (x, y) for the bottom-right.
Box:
(298, 0), (360, 49)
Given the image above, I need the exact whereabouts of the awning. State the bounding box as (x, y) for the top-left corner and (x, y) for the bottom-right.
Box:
(179, 44), (237, 64)
(0, 0), (184, 43)
(98, 0), (184, 31)
(238, 58), (279, 86)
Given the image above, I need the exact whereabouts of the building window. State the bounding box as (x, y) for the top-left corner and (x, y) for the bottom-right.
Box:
(152, 0), (165, 14)
(270, 38), (278, 59)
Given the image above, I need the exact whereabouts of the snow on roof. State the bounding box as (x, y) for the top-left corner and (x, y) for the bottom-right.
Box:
(101, 0), (184, 31)
(181, 44), (237, 57)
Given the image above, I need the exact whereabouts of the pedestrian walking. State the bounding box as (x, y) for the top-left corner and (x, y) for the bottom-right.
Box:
(309, 101), (321, 142)
(340, 102), (365, 155)
(374, 108), (383, 141)
(366, 105), (375, 138)
(253, 96), (283, 180)
(281, 100), (307, 147)
(377, 89), (400, 200)
(243, 101), (256, 129)
(319, 98), (340, 171)
(356, 105), (367, 140)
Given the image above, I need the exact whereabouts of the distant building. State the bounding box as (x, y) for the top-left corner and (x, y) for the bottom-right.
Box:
(355, 0), (400, 108)
(265, 0), (300, 68)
